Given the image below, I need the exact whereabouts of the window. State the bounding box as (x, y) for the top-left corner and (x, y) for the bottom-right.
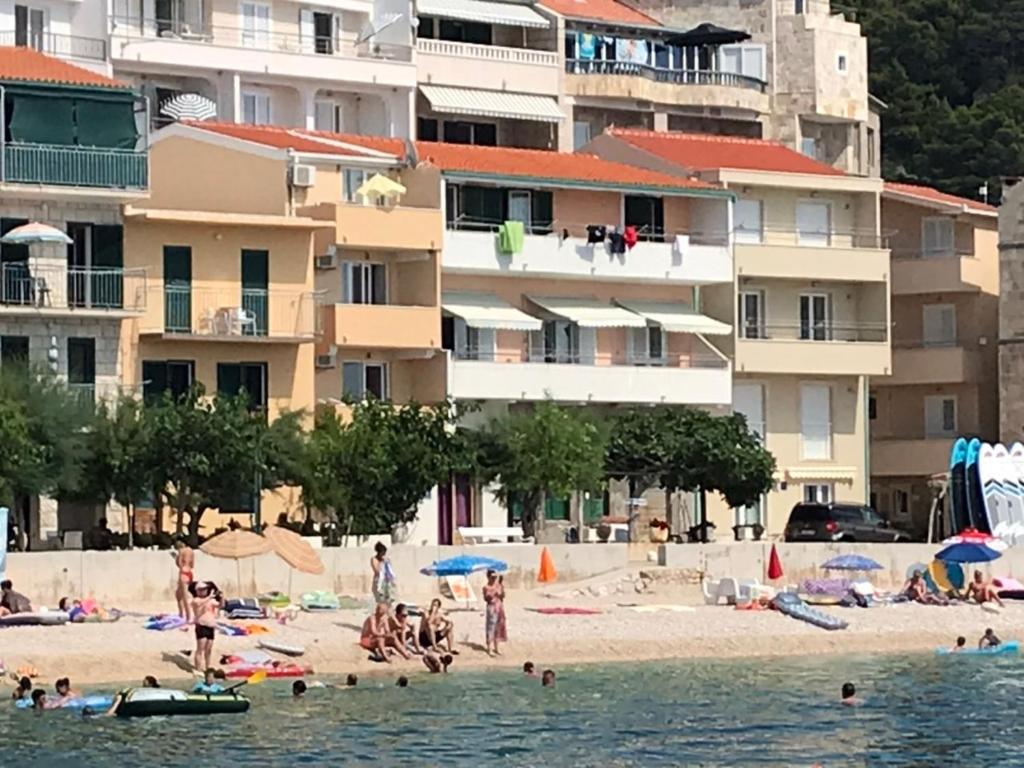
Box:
(624, 195), (665, 241)
(314, 100), (339, 132)
(628, 326), (665, 365)
(800, 137), (817, 159)
(739, 290), (765, 339)
(163, 245), (192, 333)
(922, 303), (956, 347)
(0, 335), (29, 369)
(66, 223), (125, 309)
(803, 484), (832, 504)
(867, 127), (876, 169)
(438, 18), (491, 44)
(217, 362), (268, 411)
(799, 293), (832, 341)
(417, 117), (439, 142)
(14, 5), (45, 50)
(573, 121), (591, 150)
(922, 217), (955, 258)
(794, 0), (805, 13)
(142, 360), (194, 404)
(241, 2), (270, 48)
(893, 489), (910, 520)
(796, 201), (831, 246)
(800, 383), (831, 460)
(736, 496), (763, 527)
(531, 321), (579, 363)
(733, 383), (765, 439)
(868, 394), (877, 420)
(67, 337), (96, 403)
(507, 190), (532, 229)
(241, 249), (269, 336)
(342, 361), (388, 400)
(734, 199), (763, 244)
(836, 53), (848, 73)
(449, 185), (553, 233)
(450, 319), (494, 360)
(443, 120), (496, 146)
(925, 395), (957, 438)
(341, 261), (386, 305)
(720, 44), (765, 81)
(342, 168), (367, 203)
(241, 91), (271, 125)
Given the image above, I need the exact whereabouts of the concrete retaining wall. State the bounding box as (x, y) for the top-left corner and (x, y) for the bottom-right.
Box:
(3, 543), (630, 607)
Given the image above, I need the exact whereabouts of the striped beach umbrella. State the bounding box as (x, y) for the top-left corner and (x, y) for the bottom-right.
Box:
(1, 222), (73, 245)
(160, 93), (218, 122)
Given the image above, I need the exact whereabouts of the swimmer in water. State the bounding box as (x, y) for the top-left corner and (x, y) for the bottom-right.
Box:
(542, 670), (556, 688)
(979, 628), (1002, 649)
(192, 668), (225, 694)
(841, 682), (859, 706)
(523, 661), (537, 677)
(950, 636), (967, 653)
(292, 680), (307, 698)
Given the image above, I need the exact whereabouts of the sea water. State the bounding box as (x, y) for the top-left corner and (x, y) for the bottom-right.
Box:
(4, 653), (1022, 766)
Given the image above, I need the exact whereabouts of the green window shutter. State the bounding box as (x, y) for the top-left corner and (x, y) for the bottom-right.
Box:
(241, 249), (268, 289)
(142, 360), (167, 404)
(544, 496), (571, 521)
(163, 245), (192, 284)
(217, 363), (242, 398)
(92, 225), (124, 268)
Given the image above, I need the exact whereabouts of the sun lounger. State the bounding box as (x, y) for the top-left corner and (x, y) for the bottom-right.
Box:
(439, 575), (477, 607)
(457, 526), (527, 544)
(702, 577), (739, 605)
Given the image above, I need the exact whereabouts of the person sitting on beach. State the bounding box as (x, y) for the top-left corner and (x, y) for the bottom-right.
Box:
(423, 653), (453, 674)
(11, 676), (32, 701)
(979, 628), (1002, 649)
(360, 603), (407, 663)
(541, 670), (556, 688)
(523, 661), (537, 677)
(58, 597), (116, 623)
(841, 682), (859, 706)
(901, 571), (947, 605)
(951, 636), (967, 653)
(965, 571), (1005, 607)
(192, 668), (225, 694)
(292, 681), (307, 699)
(0, 579), (32, 615)
(419, 599), (457, 655)
(390, 603), (423, 655)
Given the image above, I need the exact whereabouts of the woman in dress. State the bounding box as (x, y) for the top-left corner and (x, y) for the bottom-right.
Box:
(370, 541), (396, 605)
(482, 569), (507, 657)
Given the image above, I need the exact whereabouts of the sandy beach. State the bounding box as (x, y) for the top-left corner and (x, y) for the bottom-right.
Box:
(3, 575), (1023, 688)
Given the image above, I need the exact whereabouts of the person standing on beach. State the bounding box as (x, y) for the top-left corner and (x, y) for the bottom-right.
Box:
(191, 581), (221, 671)
(175, 540), (195, 623)
(371, 542), (396, 605)
(483, 570), (507, 657)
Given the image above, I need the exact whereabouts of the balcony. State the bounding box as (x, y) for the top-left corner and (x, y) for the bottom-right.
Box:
(735, 228), (889, 283)
(443, 225), (732, 285)
(891, 251), (992, 295)
(735, 323), (890, 376)
(417, 39), (559, 96)
(110, 19), (414, 88)
(329, 204), (443, 252)
(564, 60), (769, 114)
(871, 438), (953, 478)
(886, 343), (984, 386)
(141, 284), (316, 342)
(0, 263), (147, 316)
(0, 32), (107, 62)
(2, 143), (148, 190)
(326, 303), (440, 350)
(448, 349), (731, 405)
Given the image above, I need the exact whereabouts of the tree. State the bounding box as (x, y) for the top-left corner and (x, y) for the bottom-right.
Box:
(481, 401), (607, 539)
(605, 406), (674, 540)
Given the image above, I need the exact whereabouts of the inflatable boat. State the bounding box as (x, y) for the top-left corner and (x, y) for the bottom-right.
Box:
(15, 695), (113, 710)
(936, 640), (1021, 657)
(115, 688), (250, 718)
(771, 592), (848, 631)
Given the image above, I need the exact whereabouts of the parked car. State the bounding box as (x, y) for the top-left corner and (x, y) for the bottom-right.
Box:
(783, 502), (911, 543)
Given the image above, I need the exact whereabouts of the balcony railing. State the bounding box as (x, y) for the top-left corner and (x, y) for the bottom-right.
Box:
(112, 16), (412, 62)
(739, 322), (888, 343)
(157, 285), (316, 340)
(0, 31), (107, 61)
(453, 346), (728, 369)
(68, 382), (96, 408)
(566, 58), (766, 92)
(735, 226), (888, 249)
(0, 263), (147, 311)
(890, 246), (976, 260)
(418, 38), (558, 66)
(447, 216), (730, 246)
(3, 143), (148, 189)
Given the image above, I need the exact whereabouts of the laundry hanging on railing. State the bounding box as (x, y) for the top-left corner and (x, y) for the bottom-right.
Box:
(497, 220), (525, 254)
(586, 224), (607, 244)
(624, 226), (639, 250)
(577, 32), (597, 60)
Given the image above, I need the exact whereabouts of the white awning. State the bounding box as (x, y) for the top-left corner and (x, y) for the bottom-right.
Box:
(442, 292), (542, 331)
(417, 0), (550, 28)
(528, 296), (647, 329)
(419, 85), (564, 123)
(785, 467), (857, 482)
(615, 301), (732, 335)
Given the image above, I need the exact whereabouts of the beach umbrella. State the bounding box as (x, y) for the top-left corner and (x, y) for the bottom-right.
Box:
(822, 554), (883, 571)
(264, 524), (325, 576)
(355, 173), (406, 200)
(200, 529), (272, 596)
(160, 92), (217, 122)
(767, 543), (783, 580)
(936, 528), (1007, 563)
(420, 554), (508, 577)
(1, 222), (72, 245)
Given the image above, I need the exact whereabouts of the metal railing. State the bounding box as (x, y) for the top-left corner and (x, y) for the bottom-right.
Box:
(68, 382), (96, 407)
(418, 38), (558, 66)
(890, 246), (976, 260)
(0, 31), (107, 61)
(111, 16), (413, 62)
(446, 217), (730, 247)
(734, 225), (888, 249)
(454, 346), (728, 368)
(738, 321), (888, 343)
(565, 59), (767, 92)
(3, 144), (148, 189)
(157, 285), (316, 339)
(0, 263), (147, 311)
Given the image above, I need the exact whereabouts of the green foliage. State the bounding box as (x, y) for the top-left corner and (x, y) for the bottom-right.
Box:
(835, 0), (1024, 198)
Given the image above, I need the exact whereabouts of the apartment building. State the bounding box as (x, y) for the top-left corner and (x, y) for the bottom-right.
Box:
(868, 183), (998, 534)
(0, 47), (149, 545)
(1000, 182), (1024, 445)
(0, 0), (110, 73)
(588, 128), (889, 536)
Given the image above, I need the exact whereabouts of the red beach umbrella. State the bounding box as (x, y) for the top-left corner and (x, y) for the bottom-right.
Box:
(767, 543), (784, 580)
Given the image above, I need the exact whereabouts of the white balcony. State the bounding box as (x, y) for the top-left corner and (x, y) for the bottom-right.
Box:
(447, 355), (731, 405)
(417, 39), (559, 96)
(443, 228), (732, 285)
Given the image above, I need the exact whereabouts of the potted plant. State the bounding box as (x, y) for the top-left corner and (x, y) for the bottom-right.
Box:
(649, 518), (670, 543)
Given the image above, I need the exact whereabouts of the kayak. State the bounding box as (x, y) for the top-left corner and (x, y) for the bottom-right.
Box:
(224, 664), (305, 679)
(15, 695), (113, 710)
(936, 640), (1020, 656)
(115, 688), (250, 718)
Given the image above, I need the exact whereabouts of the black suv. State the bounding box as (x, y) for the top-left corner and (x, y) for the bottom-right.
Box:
(783, 502), (911, 543)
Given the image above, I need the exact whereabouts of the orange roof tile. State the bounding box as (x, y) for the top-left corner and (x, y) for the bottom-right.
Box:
(0, 46), (128, 88)
(413, 141), (716, 193)
(182, 122), (406, 159)
(884, 181), (996, 215)
(607, 128), (846, 176)
(540, 0), (659, 26)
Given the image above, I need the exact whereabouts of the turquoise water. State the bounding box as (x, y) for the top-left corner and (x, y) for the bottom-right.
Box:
(5, 653), (1023, 766)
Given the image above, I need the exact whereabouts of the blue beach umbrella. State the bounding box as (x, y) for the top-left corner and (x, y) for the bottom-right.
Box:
(935, 530), (1007, 563)
(420, 555), (508, 577)
(822, 554), (883, 571)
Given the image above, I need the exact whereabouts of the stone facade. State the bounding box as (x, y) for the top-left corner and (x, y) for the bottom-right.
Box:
(999, 181), (1024, 442)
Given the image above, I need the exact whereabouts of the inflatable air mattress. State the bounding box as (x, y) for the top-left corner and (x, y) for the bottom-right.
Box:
(15, 695), (113, 710)
(144, 614), (186, 631)
(224, 664), (305, 679)
(936, 640), (1020, 657)
(0, 611), (69, 627)
(115, 688), (250, 718)
(258, 639), (306, 657)
(300, 591), (340, 612)
(771, 592), (848, 631)
(257, 592), (290, 608)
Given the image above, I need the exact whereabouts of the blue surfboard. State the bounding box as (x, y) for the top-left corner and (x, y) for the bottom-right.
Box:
(949, 437), (969, 534)
(966, 438), (988, 532)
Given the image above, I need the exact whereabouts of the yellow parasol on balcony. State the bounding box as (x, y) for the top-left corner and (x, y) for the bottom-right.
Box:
(355, 173), (406, 201)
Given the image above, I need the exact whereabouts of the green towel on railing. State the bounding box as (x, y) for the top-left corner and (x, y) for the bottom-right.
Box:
(497, 220), (525, 254)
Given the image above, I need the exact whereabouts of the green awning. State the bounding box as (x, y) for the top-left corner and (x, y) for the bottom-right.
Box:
(75, 99), (138, 148)
(9, 94), (74, 145)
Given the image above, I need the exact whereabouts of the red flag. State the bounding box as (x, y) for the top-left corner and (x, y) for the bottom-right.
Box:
(767, 543), (784, 580)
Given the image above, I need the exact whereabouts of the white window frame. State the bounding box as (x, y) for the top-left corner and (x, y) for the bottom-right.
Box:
(922, 303), (957, 347)
(720, 43), (765, 82)
(734, 198), (763, 244)
(341, 260), (386, 305)
(314, 99), (340, 132)
(800, 137), (817, 160)
(341, 360), (388, 401)
(924, 394), (957, 438)
(241, 90), (272, 125)
(507, 190), (532, 229)
(922, 216), (955, 258)
(799, 292), (833, 341)
(739, 289), (765, 339)
(732, 382), (765, 440)
(803, 484), (833, 503)
(800, 382), (832, 460)
(627, 325), (666, 366)
(735, 495), (764, 527)
(240, 1), (271, 48)
(796, 199), (832, 246)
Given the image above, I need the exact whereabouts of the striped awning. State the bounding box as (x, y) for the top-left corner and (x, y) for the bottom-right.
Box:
(442, 292), (542, 331)
(615, 301), (732, 335)
(528, 296), (647, 329)
(785, 467), (857, 482)
(420, 85), (564, 123)
(417, 0), (550, 28)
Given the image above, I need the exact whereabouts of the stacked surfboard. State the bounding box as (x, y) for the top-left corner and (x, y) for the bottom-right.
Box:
(948, 438), (1024, 543)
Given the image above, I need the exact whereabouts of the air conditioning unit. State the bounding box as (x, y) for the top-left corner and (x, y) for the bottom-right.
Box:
(291, 163), (316, 187)
(315, 346), (337, 369)
(314, 246), (337, 270)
